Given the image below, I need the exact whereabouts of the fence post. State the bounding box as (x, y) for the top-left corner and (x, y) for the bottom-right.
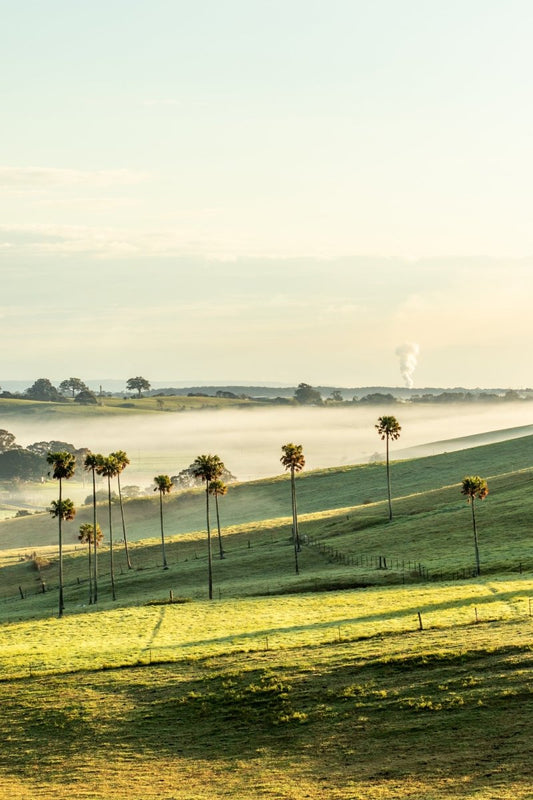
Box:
(417, 611), (423, 631)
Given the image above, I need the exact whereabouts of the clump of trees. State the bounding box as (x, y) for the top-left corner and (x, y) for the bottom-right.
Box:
(293, 383), (322, 405)
(171, 462), (236, 489)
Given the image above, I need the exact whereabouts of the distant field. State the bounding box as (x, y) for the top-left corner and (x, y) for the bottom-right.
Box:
(0, 394), (255, 417)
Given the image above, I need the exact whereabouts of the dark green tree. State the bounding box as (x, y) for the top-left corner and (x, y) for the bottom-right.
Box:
(78, 522), (103, 605)
(126, 376), (151, 397)
(110, 450), (132, 569)
(0, 429), (17, 452)
(46, 451), (76, 617)
(74, 389), (98, 405)
(191, 454), (224, 599)
(26, 378), (64, 402)
(153, 474), (173, 569)
(294, 383), (322, 405)
(280, 443), (305, 574)
(461, 475), (489, 577)
(96, 454), (120, 600)
(375, 415), (402, 521)
(209, 479), (227, 559)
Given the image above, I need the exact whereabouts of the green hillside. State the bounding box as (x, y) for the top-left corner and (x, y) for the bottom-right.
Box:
(0, 434), (533, 799)
(1, 432), (532, 553)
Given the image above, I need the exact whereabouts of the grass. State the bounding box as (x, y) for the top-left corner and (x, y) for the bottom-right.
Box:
(1, 434), (533, 797)
(3, 432), (533, 550)
(0, 584), (532, 799)
(0, 394), (257, 418)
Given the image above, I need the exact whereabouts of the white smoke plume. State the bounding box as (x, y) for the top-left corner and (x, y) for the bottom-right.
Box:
(395, 342), (420, 388)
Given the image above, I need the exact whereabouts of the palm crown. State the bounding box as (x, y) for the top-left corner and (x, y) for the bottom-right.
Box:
(280, 443), (305, 473)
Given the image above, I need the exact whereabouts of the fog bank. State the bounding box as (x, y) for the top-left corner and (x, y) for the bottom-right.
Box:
(8, 402), (533, 486)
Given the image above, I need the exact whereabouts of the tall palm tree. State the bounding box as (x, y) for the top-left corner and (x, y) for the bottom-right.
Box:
(78, 522), (103, 604)
(83, 452), (103, 603)
(191, 454), (224, 599)
(46, 451), (76, 617)
(461, 475), (489, 577)
(280, 443), (305, 575)
(375, 416), (402, 521)
(110, 450), (132, 570)
(96, 454), (120, 601)
(153, 474), (173, 569)
(209, 479), (227, 559)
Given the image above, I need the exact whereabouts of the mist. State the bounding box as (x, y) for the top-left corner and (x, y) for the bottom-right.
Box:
(9, 403), (533, 490)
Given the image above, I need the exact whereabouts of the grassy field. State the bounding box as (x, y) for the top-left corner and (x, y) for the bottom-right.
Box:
(1, 434), (533, 798)
(0, 580), (532, 799)
(0, 394), (257, 418)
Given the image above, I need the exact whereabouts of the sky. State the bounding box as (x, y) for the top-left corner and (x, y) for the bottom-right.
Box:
(1, 0), (533, 388)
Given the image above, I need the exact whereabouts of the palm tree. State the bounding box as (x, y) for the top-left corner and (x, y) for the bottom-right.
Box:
(96, 454), (120, 601)
(78, 522), (103, 604)
(47, 451), (76, 617)
(153, 475), (173, 569)
(280, 443), (305, 575)
(83, 452), (103, 603)
(191, 454), (224, 599)
(209, 479), (227, 559)
(461, 475), (489, 577)
(110, 450), (132, 570)
(375, 416), (401, 521)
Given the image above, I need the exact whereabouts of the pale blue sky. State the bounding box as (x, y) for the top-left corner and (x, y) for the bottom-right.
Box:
(1, 0), (532, 387)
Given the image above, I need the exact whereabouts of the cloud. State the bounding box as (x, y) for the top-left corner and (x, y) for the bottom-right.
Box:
(0, 166), (148, 190)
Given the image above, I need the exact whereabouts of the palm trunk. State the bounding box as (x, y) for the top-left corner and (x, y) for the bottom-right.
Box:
(87, 541), (92, 605)
(206, 482), (213, 599)
(159, 490), (168, 569)
(471, 499), (481, 576)
(386, 435), (392, 521)
(215, 493), (224, 559)
(291, 468), (299, 575)
(92, 467), (98, 603)
(108, 475), (116, 601)
(58, 477), (64, 617)
(117, 472), (132, 569)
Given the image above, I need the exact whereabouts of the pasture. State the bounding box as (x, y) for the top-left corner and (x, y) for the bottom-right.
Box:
(0, 433), (532, 798)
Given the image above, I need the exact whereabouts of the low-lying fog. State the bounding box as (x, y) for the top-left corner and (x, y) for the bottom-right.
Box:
(9, 402), (533, 488)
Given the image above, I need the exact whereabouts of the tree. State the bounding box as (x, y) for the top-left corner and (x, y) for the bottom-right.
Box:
(0, 429), (17, 452)
(191, 454), (224, 599)
(74, 389), (98, 405)
(294, 383), (322, 405)
(0, 449), (43, 481)
(59, 377), (89, 397)
(78, 522), (103, 605)
(110, 450), (132, 569)
(126, 376), (151, 397)
(46, 451), (76, 617)
(461, 475), (489, 577)
(96, 454), (120, 600)
(328, 390), (344, 403)
(209, 479), (227, 559)
(153, 475), (173, 569)
(84, 452), (103, 603)
(280, 443), (305, 574)
(375, 416), (401, 521)
(26, 378), (65, 402)
(171, 463), (236, 490)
